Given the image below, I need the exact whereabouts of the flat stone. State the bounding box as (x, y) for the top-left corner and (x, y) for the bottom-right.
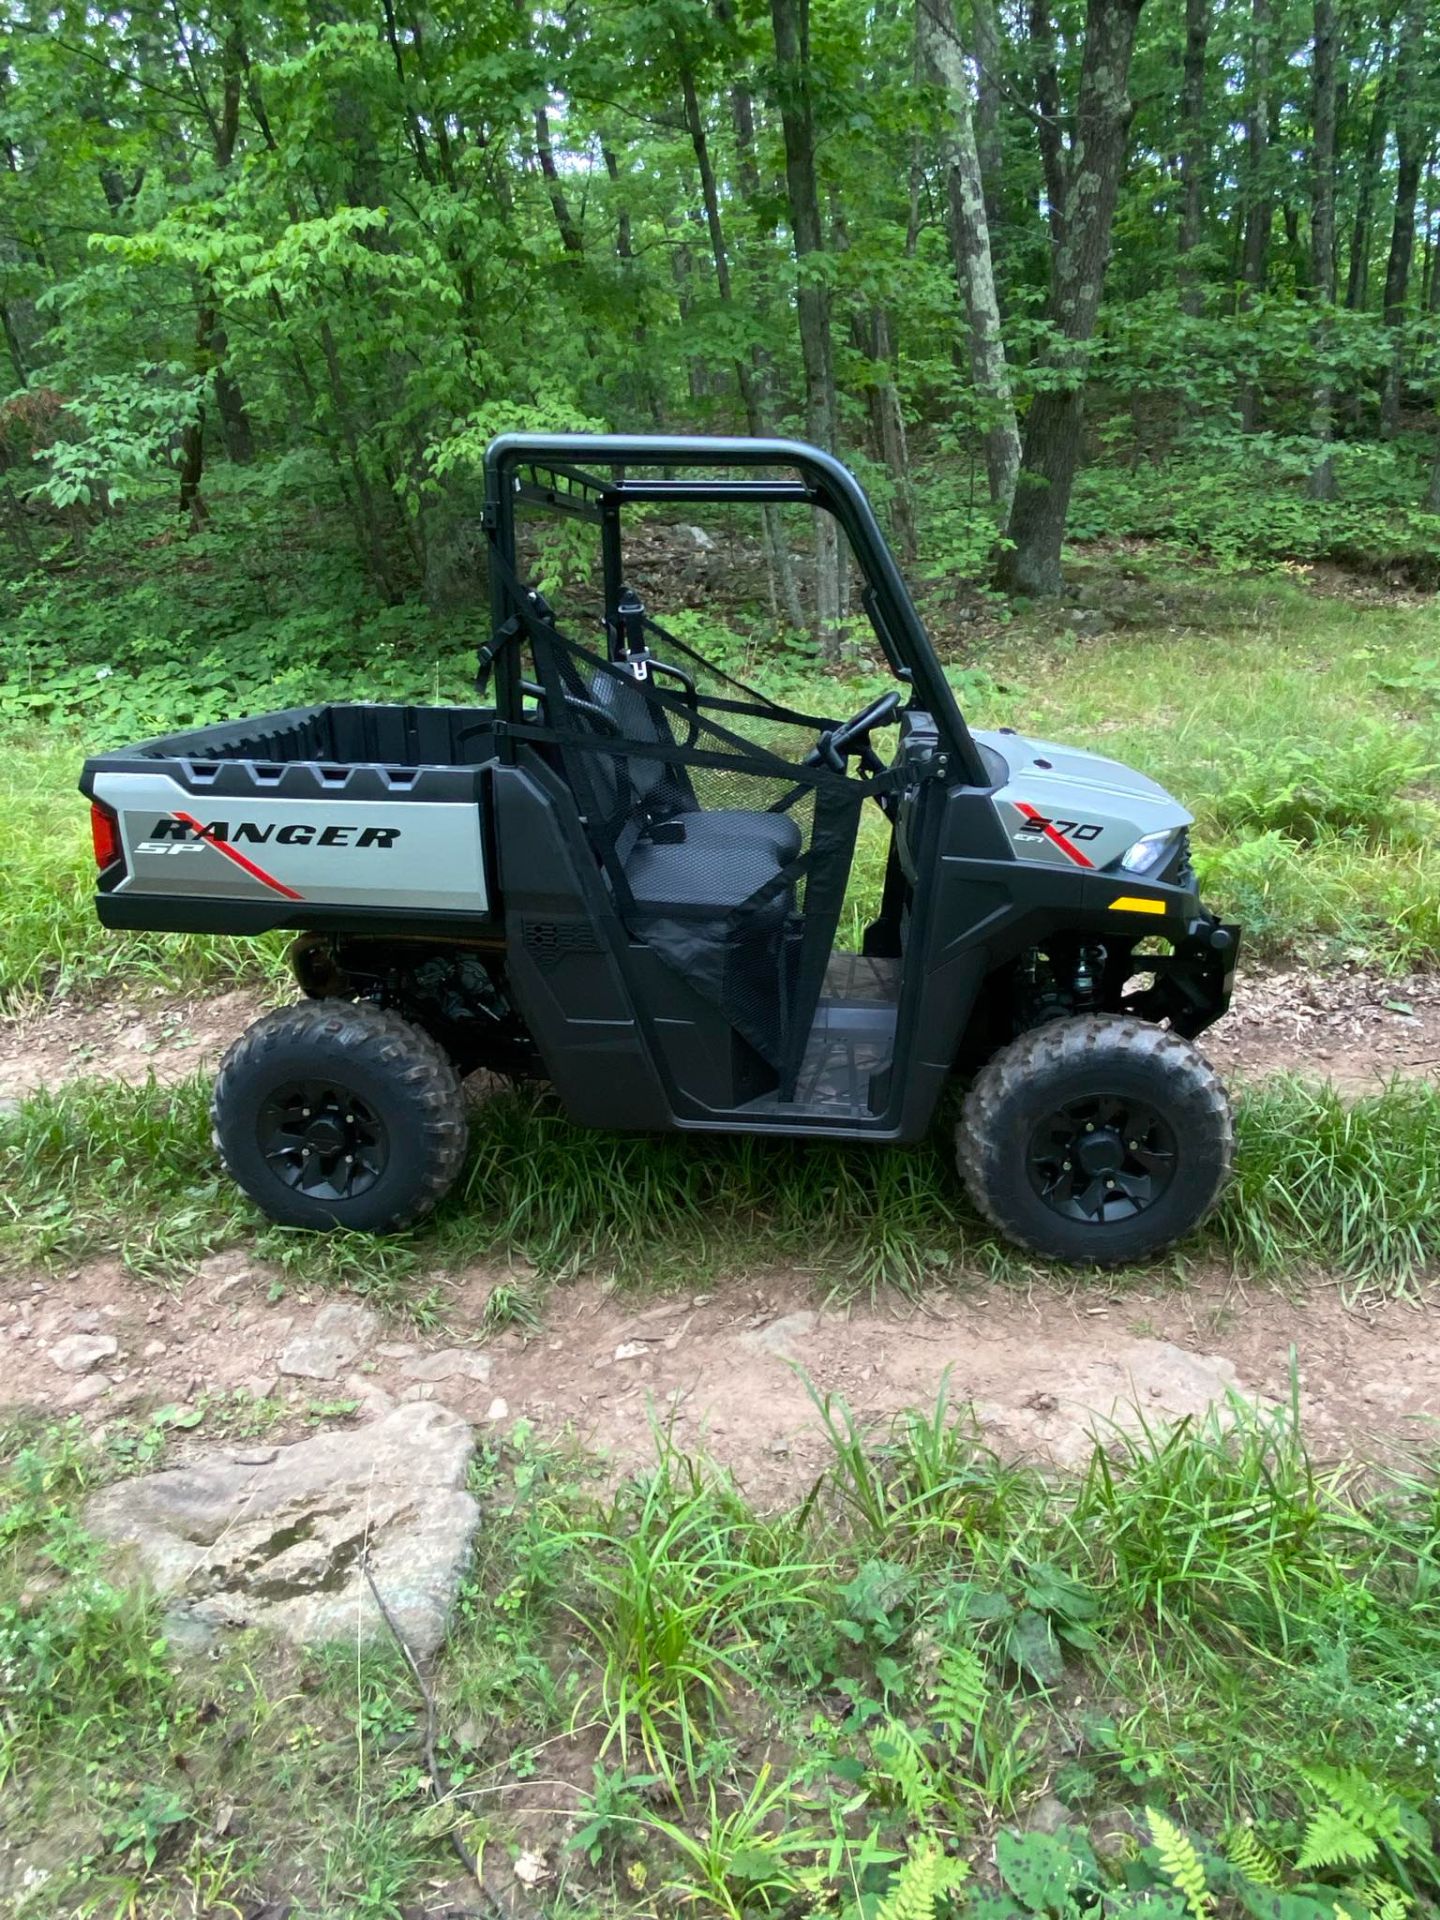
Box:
(47, 1332), (119, 1375)
(484, 1397), (509, 1423)
(399, 1347), (492, 1384)
(86, 1402), (478, 1657)
(277, 1302), (378, 1381)
(737, 1311), (817, 1359)
(142, 1339), (168, 1359)
(345, 1371), (397, 1419)
(61, 1373), (112, 1409)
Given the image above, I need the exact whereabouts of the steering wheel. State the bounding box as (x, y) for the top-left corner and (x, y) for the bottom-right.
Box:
(804, 691), (903, 773)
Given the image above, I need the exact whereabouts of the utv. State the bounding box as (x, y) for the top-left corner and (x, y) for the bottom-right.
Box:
(82, 435), (1239, 1267)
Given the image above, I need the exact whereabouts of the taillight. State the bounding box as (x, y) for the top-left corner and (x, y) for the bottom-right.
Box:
(90, 801), (121, 871)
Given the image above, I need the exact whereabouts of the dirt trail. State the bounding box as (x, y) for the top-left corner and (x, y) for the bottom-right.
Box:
(0, 985), (269, 1106)
(3, 1256), (1434, 1500)
(2, 967), (1435, 1107)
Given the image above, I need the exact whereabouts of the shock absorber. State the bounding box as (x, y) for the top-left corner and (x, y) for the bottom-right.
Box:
(1073, 945), (1104, 1010)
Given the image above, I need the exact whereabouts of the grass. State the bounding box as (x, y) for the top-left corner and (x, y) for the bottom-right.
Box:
(5, 562), (1440, 1001)
(3, 1388), (1439, 1917)
(0, 737), (288, 1015)
(950, 564), (1440, 969)
(3, 1068), (1438, 1298)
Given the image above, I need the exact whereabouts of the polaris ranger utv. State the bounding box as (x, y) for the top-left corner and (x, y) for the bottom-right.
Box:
(81, 435), (1239, 1266)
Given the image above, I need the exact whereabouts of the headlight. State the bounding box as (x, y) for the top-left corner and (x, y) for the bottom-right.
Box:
(1120, 828), (1180, 874)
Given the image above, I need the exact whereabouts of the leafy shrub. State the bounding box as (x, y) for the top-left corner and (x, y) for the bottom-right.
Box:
(1208, 731), (1433, 843)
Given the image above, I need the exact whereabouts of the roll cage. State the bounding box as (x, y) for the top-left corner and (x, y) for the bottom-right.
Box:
(481, 433), (991, 788)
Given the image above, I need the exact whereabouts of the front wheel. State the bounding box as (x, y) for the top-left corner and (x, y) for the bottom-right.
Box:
(956, 1016), (1233, 1268)
(212, 1000), (468, 1232)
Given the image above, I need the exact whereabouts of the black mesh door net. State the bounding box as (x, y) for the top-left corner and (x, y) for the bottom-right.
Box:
(521, 618), (884, 1100)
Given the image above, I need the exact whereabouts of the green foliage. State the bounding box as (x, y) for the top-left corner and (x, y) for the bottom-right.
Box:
(1209, 732), (1434, 845)
(6, 1065), (1440, 1295)
(6, 1389), (1440, 1917)
(1145, 1810), (1214, 1920)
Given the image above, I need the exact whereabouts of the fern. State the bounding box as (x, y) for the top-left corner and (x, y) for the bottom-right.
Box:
(1225, 1822), (1282, 1890)
(1301, 1767), (1412, 1862)
(872, 1720), (939, 1824)
(934, 1646), (987, 1744)
(876, 1841), (968, 1920)
(1357, 1879), (1411, 1920)
(1295, 1807), (1378, 1874)
(1145, 1809), (1214, 1920)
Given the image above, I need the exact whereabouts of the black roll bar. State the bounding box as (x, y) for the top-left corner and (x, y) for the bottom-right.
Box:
(482, 433), (988, 787)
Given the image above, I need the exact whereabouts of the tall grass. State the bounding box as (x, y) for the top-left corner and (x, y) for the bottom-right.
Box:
(3, 1070), (1436, 1294)
(0, 735), (286, 1014)
(6, 1376), (1440, 1914)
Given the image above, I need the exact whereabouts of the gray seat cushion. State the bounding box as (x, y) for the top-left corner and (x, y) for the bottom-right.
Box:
(673, 809), (802, 863)
(624, 835), (791, 911)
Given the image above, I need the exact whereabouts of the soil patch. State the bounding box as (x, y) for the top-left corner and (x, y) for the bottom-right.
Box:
(2, 966), (1436, 1109)
(1201, 964), (1440, 1091)
(0, 984), (269, 1103)
(3, 1256), (1433, 1505)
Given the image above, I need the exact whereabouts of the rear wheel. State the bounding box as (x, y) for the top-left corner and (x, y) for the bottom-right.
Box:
(212, 1000), (468, 1232)
(956, 1016), (1233, 1267)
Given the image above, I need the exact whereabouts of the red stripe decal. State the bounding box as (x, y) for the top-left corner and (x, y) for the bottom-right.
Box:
(173, 811), (304, 900)
(1015, 802), (1094, 869)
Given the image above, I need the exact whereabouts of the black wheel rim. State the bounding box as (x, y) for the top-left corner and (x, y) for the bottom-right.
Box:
(257, 1079), (388, 1202)
(1026, 1092), (1177, 1226)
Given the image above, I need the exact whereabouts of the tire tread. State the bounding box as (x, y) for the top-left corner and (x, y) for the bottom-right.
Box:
(957, 1015), (1234, 1267)
(212, 1000), (467, 1231)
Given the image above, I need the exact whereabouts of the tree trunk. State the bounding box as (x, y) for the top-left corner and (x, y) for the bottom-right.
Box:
(1381, 1), (1427, 438)
(851, 306), (919, 561)
(1027, 0), (1067, 250)
(1177, 0), (1209, 315)
(770, 0), (842, 654)
(1238, 0), (1271, 432)
(534, 103), (584, 256)
(176, 21), (253, 522)
(997, 0), (1145, 597)
(969, 0), (1007, 256)
(1307, 0), (1339, 501)
(1427, 428), (1440, 512)
(1346, 31), (1392, 310)
(679, 63), (806, 626)
(918, 0), (1021, 521)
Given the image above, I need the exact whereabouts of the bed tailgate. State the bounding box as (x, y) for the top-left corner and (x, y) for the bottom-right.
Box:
(86, 762), (490, 918)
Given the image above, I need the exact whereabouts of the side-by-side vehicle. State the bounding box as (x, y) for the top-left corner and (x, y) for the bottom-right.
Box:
(82, 436), (1239, 1266)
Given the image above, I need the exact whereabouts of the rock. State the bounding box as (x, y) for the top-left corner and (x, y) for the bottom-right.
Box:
(484, 1397), (509, 1423)
(61, 1373), (112, 1409)
(277, 1302), (378, 1381)
(230, 1447), (278, 1467)
(401, 1382), (437, 1403)
(399, 1347), (492, 1385)
(614, 1341), (650, 1362)
(345, 1371), (396, 1419)
(1020, 1793), (1071, 1836)
(47, 1332), (119, 1374)
(375, 1341), (418, 1360)
(142, 1339), (168, 1360)
(737, 1311), (817, 1359)
(86, 1402), (478, 1657)
(71, 1310), (101, 1334)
